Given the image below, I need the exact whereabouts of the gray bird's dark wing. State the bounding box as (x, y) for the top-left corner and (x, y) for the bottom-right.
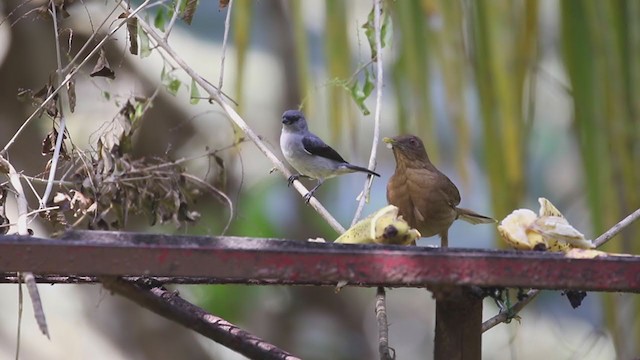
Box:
(302, 134), (347, 163)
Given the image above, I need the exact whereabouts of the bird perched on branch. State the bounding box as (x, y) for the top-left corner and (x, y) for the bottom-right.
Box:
(384, 135), (495, 247)
(280, 110), (380, 202)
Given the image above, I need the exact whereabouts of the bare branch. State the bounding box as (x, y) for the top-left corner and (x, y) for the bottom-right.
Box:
(15, 275), (23, 360)
(376, 287), (394, 360)
(101, 277), (301, 360)
(594, 208), (640, 247)
(41, 0), (69, 208)
(218, 0), (233, 90)
(351, 0), (383, 226)
(482, 207), (640, 333)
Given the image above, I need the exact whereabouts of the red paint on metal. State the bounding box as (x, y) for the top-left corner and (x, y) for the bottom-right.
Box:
(157, 249), (169, 264)
(0, 232), (639, 291)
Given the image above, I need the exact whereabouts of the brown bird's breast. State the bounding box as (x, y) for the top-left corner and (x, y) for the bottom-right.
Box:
(387, 167), (459, 238)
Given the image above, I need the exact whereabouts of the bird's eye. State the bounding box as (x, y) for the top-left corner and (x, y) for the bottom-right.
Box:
(410, 139), (418, 146)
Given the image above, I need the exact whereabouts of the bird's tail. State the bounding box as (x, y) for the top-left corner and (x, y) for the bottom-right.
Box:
(344, 164), (380, 177)
(456, 207), (496, 225)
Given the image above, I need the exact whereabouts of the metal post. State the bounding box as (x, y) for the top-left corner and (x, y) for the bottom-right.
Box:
(434, 286), (482, 360)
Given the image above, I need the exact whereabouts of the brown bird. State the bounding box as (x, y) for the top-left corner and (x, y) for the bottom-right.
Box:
(384, 135), (495, 247)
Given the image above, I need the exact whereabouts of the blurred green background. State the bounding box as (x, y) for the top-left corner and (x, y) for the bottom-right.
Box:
(0, 0), (638, 359)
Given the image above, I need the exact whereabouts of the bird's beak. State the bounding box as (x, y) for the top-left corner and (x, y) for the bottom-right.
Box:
(383, 137), (396, 149)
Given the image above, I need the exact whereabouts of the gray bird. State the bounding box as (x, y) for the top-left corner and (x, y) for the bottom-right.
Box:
(280, 110), (380, 202)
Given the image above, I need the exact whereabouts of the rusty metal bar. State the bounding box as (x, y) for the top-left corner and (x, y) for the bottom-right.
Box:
(0, 231), (639, 291)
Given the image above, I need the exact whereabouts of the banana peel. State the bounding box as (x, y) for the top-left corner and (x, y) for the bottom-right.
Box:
(498, 197), (596, 309)
(335, 205), (421, 245)
(498, 197), (594, 252)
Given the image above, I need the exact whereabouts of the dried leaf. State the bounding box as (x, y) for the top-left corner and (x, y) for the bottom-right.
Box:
(219, 0), (229, 9)
(213, 153), (224, 169)
(0, 186), (8, 235)
(212, 153), (226, 189)
(182, 0), (199, 24)
(23, 273), (50, 338)
(563, 290), (587, 309)
(127, 17), (139, 55)
(41, 128), (68, 159)
(32, 83), (59, 117)
(67, 77), (76, 112)
(90, 49), (116, 79)
(51, 192), (72, 210)
(64, 28), (73, 56)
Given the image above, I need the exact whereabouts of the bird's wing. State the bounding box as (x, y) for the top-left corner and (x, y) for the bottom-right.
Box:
(302, 135), (347, 163)
(439, 173), (461, 207)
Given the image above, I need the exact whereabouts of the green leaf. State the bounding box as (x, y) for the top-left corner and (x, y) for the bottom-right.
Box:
(190, 78), (201, 104)
(168, 79), (181, 96)
(362, 67), (375, 98)
(134, 101), (145, 122)
(138, 23), (151, 58)
(363, 7), (376, 60)
(161, 66), (181, 96)
(381, 12), (392, 48)
(154, 7), (167, 31)
(349, 68), (375, 115)
(362, 5), (389, 61)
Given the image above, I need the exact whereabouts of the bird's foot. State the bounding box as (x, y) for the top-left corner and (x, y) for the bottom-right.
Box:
(287, 175), (300, 187)
(303, 191), (315, 203)
(288, 174), (311, 186)
(493, 288), (522, 324)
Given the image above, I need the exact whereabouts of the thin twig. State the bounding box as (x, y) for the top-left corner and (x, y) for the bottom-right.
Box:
(376, 287), (394, 360)
(41, 0), (69, 208)
(163, 0), (182, 40)
(218, 0), (233, 91)
(129, 10), (345, 234)
(0, 0), (36, 28)
(15, 274), (23, 360)
(351, 0), (383, 226)
(138, 141), (246, 173)
(101, 277), (301, 360)
(346, 59), (374, 85)
(482, 207), (640, 333)
(22, 173), (43, 205)
(181, 173), (234, 235)
(359, 4), (392, 359)
(593, 208), (640, 247)
(21, 176), (74, 187)
(0, 206), (62, 230)
(0, 156), (49, 339)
